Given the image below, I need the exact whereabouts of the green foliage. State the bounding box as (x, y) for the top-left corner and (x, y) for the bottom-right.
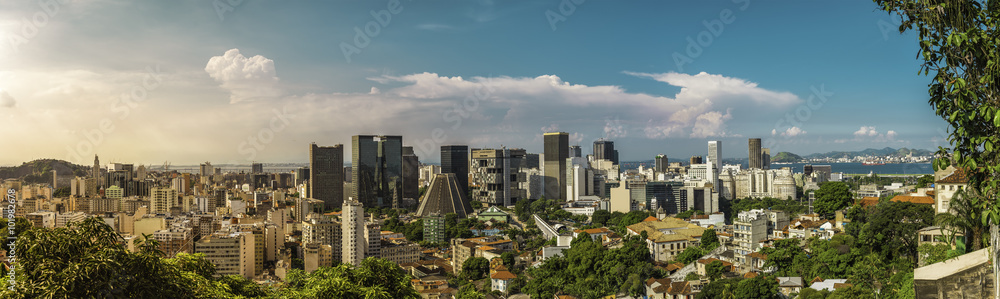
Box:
(915, 175), (934, 188)
(696, 278), (741, 299)
(735, 275), (778, 299)
(849, 253), (888, 291)
(591, 209), (611, 226)
(605, 210), (651, 234)
(523, 235), (652, 299)
(418, 186), (428, 198)
(685, 272), (701, 281)
(0, 218), (32, 252)
(701, 229), (719, 250)
(828, 284), (875, 299)
(52, 186), (70, 198)
(728, 197), (808, 222)
(847, 201), (934, 264)
(918, 243), (961, 266)
(1, 217), (420, 298)
(218, 274), (270, 297)
(935, 188), (988, 252)
(0, 217), (275, 298)
(571, 232), (592, 248)
(457, 283), (485, 299)
(382, 216), (425, 243)
(501, 251), (517, 270)
(886, 270), (916, 299)
(797, 288), (831, 299)
(771, 151), (804, 163)
(813, 182), (852, 217)
(278, 258), (419, 299)
(705, 260), (726, 281)
(461, 257), (490, 280)
(676, 246), (705, 265)
(874, 0), (999, 227)
(761, 236), (860, 281)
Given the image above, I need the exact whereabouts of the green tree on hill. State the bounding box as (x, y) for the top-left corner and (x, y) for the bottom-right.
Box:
(813, 182), (852, 217)
(874, 0), (1000, 294)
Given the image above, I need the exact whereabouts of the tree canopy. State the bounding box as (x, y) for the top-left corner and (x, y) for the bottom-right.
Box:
(522, 235), (652, 298)
(813, 182), (853, 217)
(0, 217), (420, 299)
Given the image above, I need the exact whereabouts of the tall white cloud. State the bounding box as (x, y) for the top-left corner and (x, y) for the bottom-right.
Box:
(205, 49), (283, 104)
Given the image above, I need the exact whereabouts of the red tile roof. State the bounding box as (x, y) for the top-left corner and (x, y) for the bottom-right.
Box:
(858, 197), (880, 207)
(642, 216), (660, 222)
(936, 168), (968, 184)
(890, 195), (935, 205)
(490, 270), (516, 280)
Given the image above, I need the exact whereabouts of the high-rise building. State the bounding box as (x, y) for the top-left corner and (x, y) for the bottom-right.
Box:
(310, 143), (344, 210)
(295, 167), (310, 185)
(708, 141), (722, 175)
(593, 139), (619, 165)
(402, 146), (420, 200)
(761, 148), (771, 170)
(423, 213), (445, 243)
(470, 148), (526, 206)
(352, 135), (403, 208)
(251, 162), (264, 174)
(690, 156), (703, 165)
(200, 162), (214, 176)
(154, 226), (194, 257)
(749, 138), (763, 169)
(92, 155), (100, 178)
(194, 235), (242, 277)
(341, 199), (365, 266)
(654, 155), (668, 174)
(303, 215), (342, 264)
(544, 132), (569, 201)
(440, 145), (469, 196)
(150, 187), (177, 214)
(569, 145), (582, 158)
(524, 153), (540, 169)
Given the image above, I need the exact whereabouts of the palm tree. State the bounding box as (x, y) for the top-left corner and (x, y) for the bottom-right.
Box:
(935, 188), (988, 252)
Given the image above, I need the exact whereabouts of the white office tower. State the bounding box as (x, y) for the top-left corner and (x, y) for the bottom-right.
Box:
(341, 199), (365, 266)
(707, 141), (722, 177)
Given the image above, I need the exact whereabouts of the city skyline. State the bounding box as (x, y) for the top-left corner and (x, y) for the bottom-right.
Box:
(0, 1), (948, 166)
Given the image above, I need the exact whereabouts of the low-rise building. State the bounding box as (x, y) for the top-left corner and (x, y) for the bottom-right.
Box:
(490, 270), (516, 294)
(777, 277), (804, 296)
(626, 216), (705, 263)
(380, 238), (420, 265)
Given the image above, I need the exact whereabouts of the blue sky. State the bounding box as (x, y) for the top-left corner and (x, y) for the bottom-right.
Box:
(0, 0), (948, 165)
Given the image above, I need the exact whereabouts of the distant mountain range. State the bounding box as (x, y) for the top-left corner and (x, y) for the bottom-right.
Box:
(766, 147), (934, 163)
(0, 159), (89, 185)
(801, 147), (934, 160)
